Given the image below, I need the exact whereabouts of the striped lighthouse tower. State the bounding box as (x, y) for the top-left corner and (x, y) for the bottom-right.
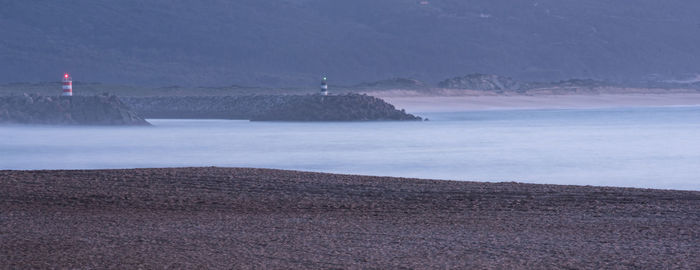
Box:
(320, 77), (328, 96)
(62, 73), (73, 96)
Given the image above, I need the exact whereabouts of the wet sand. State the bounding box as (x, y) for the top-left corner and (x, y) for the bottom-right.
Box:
(379, 93), (700, 112)
(1, 167), (698, 269)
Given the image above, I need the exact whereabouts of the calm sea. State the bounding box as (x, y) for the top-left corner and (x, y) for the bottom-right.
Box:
(2, 106), (699, 190)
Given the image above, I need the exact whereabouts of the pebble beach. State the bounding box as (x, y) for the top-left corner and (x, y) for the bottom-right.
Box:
(1, 167), (698, 268)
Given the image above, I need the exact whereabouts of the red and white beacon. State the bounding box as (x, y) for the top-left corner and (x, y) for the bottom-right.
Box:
(62, 73), (73, 96)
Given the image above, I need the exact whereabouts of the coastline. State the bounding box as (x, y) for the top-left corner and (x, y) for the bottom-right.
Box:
(376, 92), (700, 112)
(2, 167), (698, 268)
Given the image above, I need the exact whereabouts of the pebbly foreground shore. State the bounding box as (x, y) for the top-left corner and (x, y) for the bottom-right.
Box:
(1, 168), (698, 269)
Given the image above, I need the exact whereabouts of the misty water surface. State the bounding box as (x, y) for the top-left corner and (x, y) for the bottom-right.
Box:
(1, 106), (699, 190)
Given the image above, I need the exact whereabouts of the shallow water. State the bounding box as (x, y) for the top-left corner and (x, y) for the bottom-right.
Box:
(2, 106), (699, 190)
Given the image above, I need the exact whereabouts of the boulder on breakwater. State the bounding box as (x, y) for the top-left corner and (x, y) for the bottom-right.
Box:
(123, 94), (422, 121)
(0, 93), (150, 125)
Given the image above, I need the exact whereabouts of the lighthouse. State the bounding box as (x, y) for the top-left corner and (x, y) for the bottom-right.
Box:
(62, 73), (73, 96)
(320, 77), (328, 96)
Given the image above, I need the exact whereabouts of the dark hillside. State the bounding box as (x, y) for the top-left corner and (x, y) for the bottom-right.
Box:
(1, 1), (700, 86)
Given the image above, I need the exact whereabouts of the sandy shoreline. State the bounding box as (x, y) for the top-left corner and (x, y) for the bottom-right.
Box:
(377, 93), (700, 112)
(1, 167), (698, 268)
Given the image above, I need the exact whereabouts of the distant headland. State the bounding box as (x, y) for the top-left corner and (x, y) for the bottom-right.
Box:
(3, 73), (700, 98)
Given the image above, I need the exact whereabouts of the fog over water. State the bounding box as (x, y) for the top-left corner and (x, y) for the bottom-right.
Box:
(2, 106), (699, 190)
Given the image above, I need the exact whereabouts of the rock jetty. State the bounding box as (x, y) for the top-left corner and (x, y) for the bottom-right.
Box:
(0, 94), (149, 125)
(123, 93), (422, 121)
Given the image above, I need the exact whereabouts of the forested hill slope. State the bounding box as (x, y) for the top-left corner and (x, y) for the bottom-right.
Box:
(2, 0), (699, 87)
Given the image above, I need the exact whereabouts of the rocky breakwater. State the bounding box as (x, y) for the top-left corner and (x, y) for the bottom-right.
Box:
(123, 94), (422, 121)
(0, 94), (150, 125)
